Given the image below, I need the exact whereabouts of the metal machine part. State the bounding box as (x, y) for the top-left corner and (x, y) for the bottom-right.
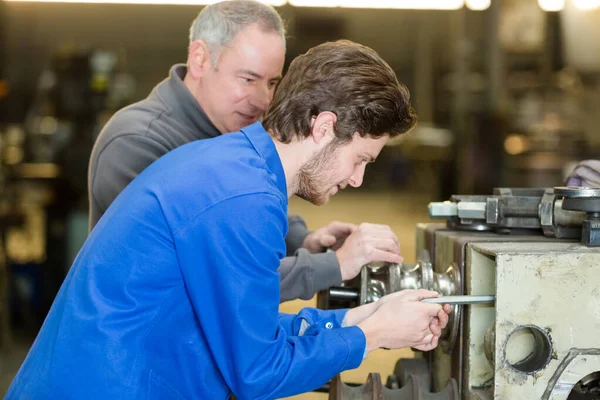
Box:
(416, 224), (600, 400)
(320, 259), (463, 354)
(327, 261), (461, 308)
(324, 260), (461, 305)
(428, 187), (598, 244)
(329, 373), (459, 400)
(421, 295), (495, 305)
(554, 186), (600, 247)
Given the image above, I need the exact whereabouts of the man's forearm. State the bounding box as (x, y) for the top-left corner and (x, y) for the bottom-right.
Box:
(278, 250), (342, 302)
(342, 301), (378, 327)
(285, 214), (310, 256)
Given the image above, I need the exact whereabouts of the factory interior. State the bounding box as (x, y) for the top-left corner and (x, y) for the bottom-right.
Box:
(1, 0), (600, 399)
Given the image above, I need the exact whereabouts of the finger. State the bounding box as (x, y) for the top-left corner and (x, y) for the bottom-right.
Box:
(430, 334), (439, 349)
(367, 248), (403, 265)
(360, 223), (395, 232)
(366, 229), (400, 249)
(422, 303), (444, 317)
(358, 223), (397, 239)
(377, 289), (417, 304)
(414, 343), (432, 352)
(444, 304), (453, 314)
(417, 289), (442, 300)
(430, 321), (441, 336)
(395, 289), (417, 299)
(422, 333), (434, 344)
(318, 234), (337, 247)
(418, 333), (440, 352)
(395, 289), (440, 302)
(438, 308), (449, 329)
(328, 221), (358, 236)
(371, 237), (401, 255)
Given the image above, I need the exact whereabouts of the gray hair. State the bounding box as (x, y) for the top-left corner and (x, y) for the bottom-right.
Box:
(189, 0), (286, 66)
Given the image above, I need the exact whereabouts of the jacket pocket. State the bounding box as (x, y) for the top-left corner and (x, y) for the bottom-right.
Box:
(148, 370), (188, 400)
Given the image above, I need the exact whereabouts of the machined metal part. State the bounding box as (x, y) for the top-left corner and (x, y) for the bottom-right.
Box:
(446, 219), (492, 232)
(327, 287), (359, 301)
(543, 349), (600, 399)
(554, 186), (600, 247)
(329, 372), (459, 400)
(429, 202), (457, 219)
(561, 197), (600, 214)
(390, 358), (431, 392)
(428, 187), (594, 240)
(423, 226), (600, 399)
(457, 202), (486, 220)
(324, 260), (463, 355)
(540, 189), (585, 240)
(421, 295), (495, 305)
(317, 276), (361, 310)
(582, 220), (600, 248)
(430, 194), (491, 231)
(487, 191), (543, 230)
(437, 264), (462, 354)
(553, 186), (600, 198)
(416, 225), (599, 398)
(483, 322), (496, 367)
(326, 259), (461, 306)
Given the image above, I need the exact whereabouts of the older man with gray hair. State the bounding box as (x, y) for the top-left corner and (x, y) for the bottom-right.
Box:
(87, 0), (404, 302)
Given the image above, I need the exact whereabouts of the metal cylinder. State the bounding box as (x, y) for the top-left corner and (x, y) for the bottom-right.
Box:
(328, 287), (359, 301)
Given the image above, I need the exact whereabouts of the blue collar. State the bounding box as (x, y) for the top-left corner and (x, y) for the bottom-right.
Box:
(240, 122), (288, 200)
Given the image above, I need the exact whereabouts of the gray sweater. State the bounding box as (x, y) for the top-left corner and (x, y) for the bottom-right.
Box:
(87, 64), (342, 302)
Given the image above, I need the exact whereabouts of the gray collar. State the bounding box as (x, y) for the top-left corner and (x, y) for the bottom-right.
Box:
(159, 64), (221, 140)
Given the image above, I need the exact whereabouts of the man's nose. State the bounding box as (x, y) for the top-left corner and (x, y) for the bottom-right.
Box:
(348, 168), (365, 188)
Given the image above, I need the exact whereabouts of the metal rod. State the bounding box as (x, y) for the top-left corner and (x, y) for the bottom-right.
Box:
(421, 295), (495, 305)
(328, 287), (359, 301)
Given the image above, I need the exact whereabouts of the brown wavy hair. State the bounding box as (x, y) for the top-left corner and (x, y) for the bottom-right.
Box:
(263, 40), (417, 144)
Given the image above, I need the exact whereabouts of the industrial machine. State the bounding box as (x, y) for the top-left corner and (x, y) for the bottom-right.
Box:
(322, 186), (600, 400)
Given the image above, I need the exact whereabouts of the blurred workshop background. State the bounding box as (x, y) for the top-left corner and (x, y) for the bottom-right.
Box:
(0, 0), (599, 398)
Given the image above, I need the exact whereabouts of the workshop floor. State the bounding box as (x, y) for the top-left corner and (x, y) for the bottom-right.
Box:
(0, 190), (433, 398)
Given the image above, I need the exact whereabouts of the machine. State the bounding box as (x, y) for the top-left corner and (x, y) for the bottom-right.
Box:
(321, 186), (600, 400)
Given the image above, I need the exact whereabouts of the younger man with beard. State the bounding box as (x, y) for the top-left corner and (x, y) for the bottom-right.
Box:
(7, 40), (451, 400)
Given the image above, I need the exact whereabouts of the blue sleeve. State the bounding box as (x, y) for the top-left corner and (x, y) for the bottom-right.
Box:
(277, 308), (349, 336)
(171, 193), (366, 400)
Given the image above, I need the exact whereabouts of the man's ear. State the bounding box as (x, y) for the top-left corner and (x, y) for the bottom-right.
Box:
(186, 40), (212, 79)
(309, 112), (337, 145)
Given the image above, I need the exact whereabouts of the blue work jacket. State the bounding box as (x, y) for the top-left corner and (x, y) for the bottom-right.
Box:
(7, 122), (366, 400)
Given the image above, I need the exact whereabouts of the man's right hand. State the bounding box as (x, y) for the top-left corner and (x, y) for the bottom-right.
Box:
(357, 289), (451, 353)
(335, 223), (403, 281)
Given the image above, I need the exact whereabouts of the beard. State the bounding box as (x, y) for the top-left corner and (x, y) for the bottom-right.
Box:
(295, 140), (343, 206)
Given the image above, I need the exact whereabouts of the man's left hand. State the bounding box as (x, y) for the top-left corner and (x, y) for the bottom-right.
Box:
(302, 221), (358, 254)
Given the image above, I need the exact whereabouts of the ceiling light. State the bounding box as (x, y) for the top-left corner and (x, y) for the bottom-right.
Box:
(465, 0), (490, 10)
(573, 0), (600, 10)
(538, 0), (565, 11)
(288, 0), (464, 9)
(4, 0), (287, 5)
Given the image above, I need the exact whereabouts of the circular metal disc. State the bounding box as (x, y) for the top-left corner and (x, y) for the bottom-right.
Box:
(441, 263), (462, 354)
(554, 186), (600, 198)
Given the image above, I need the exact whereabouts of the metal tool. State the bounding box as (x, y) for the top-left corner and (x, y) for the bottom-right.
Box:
(555, 186), (600, 247)
(421, 295), (495, 305)
(428, 187), (590, 241)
